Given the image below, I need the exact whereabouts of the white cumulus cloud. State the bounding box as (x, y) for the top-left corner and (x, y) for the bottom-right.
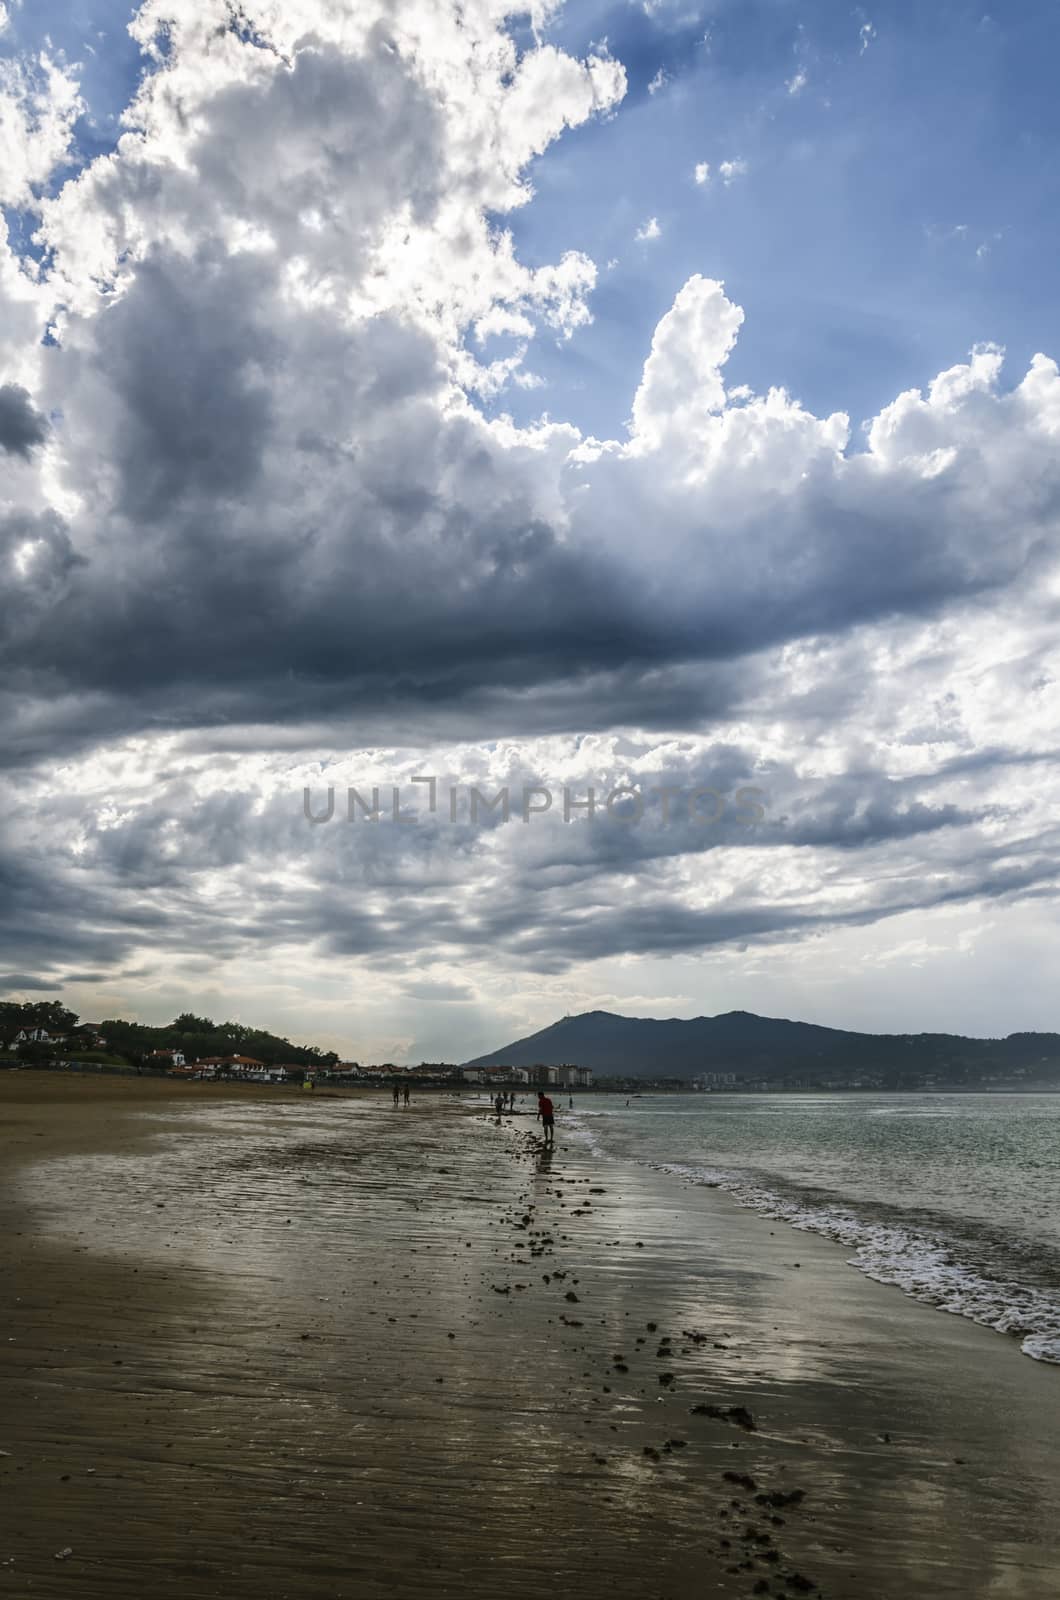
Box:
(0, 51), (83, 210)
(719, 157), (748, 185)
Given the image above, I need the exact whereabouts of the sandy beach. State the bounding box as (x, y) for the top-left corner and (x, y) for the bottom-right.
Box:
(1, 1073), (1058, 1600)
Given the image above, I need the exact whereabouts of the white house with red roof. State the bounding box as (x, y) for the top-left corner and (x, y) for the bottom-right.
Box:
(147, 1047), (186, 1067)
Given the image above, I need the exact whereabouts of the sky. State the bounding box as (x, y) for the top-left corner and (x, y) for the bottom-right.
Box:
(2, 0), (1060, 1062)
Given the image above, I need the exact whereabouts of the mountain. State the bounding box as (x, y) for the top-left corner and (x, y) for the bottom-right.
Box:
(463, 1009), (1060, 1087)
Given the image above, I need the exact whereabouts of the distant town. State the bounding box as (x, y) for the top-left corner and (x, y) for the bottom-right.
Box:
(0, 1000), (593, 1090)
(4, 999), (1059, 1094)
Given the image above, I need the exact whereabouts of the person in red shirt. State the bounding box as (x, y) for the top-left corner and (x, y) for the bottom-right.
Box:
(537, 1090), (555, 1144)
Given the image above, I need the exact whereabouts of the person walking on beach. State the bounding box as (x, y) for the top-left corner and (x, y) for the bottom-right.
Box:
(537, 1090), (555, 1145)
(392, 1083), (400, 1107)
(403, 1084), (410, 1106)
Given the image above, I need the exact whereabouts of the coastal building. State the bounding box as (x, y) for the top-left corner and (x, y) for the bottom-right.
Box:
(11, 1026), (60, 1046)
(147, 1047), (186, 1067)
(556, 1065), (593, 1089)
(73, 1023), (109, 1048)
(192, 1054), (267, 1078)
(457, 1065), (540, 1085)
(408, 1064), (459, 1080)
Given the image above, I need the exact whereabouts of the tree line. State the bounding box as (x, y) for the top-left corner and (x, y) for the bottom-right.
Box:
(1, 1001), (339, 1068)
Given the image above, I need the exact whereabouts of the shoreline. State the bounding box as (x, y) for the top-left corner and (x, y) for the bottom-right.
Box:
(632, 1158), (1060, 1368)
(2, 1073), (1058, 1599)
(561, 1090), (1060, 1366)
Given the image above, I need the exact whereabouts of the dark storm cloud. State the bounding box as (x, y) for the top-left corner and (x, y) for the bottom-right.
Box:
(0, 852), (147, 972)
(0, 383), (47, 457)
(445, 819), (1060, 970)
(8, 275), (689, 754)
(0, 753), (1036, 977)
(0, 509), (83, 637)
(103, 252), (276, 521)
(291, 837), (1060, 972)
(6, 221), (1058, 770)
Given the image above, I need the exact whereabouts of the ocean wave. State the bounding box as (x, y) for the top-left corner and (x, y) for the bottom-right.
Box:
(653, 1160), (1060, 1366)
(562, 1116), (608, 1157)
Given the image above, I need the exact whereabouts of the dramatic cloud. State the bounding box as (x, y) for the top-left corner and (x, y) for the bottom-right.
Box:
(2, 0), (1059, 1055)
(0, 382), (46, 456)
(0, 49), (81, 208)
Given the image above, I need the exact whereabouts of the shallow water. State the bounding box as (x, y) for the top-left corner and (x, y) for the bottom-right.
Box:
(567, 1092), (1060, 1362)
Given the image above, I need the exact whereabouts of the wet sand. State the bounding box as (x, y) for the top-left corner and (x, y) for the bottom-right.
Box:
(1, 1073), (1058, 1599)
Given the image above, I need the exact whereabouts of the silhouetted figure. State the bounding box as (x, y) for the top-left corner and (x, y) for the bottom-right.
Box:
(403, 1084), (410, 1106)
(537, 1090), (555, 1145)
(392, 1084), (400, 1107)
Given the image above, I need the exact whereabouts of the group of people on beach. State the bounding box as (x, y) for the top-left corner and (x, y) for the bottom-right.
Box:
(492, 1088), (556, 1144)
(386, 1079), (559, 1141)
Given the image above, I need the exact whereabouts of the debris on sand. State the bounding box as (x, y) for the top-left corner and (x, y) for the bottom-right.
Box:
(690, 1402), (758, 1431)
(755, 1488), (805, 1509)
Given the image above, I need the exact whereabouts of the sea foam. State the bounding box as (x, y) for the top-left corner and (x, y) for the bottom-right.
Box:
(655, 1160), (1060, 1365)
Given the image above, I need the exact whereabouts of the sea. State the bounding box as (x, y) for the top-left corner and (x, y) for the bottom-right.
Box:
(565, 1091), (1060, 1365)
